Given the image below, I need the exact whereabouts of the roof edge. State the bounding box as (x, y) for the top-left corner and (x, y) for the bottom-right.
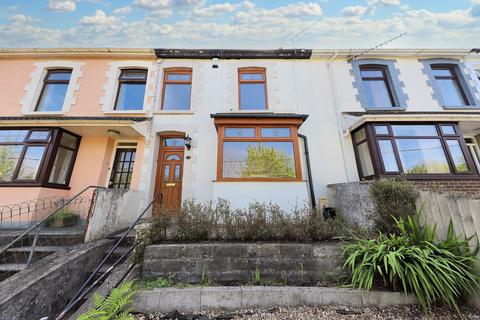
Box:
(210, 113), (309, 120)
(155, 49), (312, 59)
(0, 48), (156, 59)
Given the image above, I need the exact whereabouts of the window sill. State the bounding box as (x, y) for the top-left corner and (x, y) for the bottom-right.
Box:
(154, 110), (194, 115)
(103, 110), (146, 115)
(377, 174), (480, 180)
(442, 105), (480, 110)
(363, 107), (407, 112)
(22, 111), (65, 116)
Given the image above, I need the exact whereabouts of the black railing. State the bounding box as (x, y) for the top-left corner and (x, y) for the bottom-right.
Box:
(56, 193), (162, 320)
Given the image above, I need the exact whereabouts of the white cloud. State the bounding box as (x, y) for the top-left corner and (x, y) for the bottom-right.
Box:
(47, 0), (76, 12)
(113, 6), (132, 15)
(133, 0), (203, 10)
(190, 2), (237, 18)
(342, 6), (369, 17)
(9, 15), (37, 23)
(368, 0), (401, 7)
(79, 10), (119, 25)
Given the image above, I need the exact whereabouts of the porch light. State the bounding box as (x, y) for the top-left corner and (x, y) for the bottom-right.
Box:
(184, 134), (192, 150)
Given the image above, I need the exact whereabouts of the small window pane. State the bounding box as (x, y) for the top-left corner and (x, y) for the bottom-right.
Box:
(60, 133), (78, 149)
(166, 73), (191, 81)
(163, 84), (191, 110)
(441, 125), (456, 135)
(374, 125), (389, 135)
(396, 139), (450, 174)
(28, 130), (50, 141)
(432, 69), (453, 77)
(261, 128), (291, 138)
(36, 83), (69, 111)
(435, 78), (466, 106)
(363, 79), (394, 108)
(120, 70), (147, 80)
(392, 125), (438, 137)
(354, 128), (366, 142)
(357, 141), (374, 177)
(16, 146), (46, 180)
(163, 138), (184, 147)
(447, 140), (469, 173)
(224, 128), (255, 138)
(49, 147), (74, 184)
(47, 72), (71, 81)
(163, 165), (170, 182)
(222, 141), (295, 178)
(240, 73), (263, 81)
(0, 130), (28, 143)
(115, 83), (146, 110)
(240, 83), (266, 110)
(378, 140), (399, 172)
(166, 154), (181, 161)
(0, 145), (23, 181)
(361, 70), (383, 78)
(174, 165), (181, 181)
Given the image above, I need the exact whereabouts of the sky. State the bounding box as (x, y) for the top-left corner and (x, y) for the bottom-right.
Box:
(0, 0), (479, 49)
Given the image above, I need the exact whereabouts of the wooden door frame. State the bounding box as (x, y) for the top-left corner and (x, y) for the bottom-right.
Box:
(154, 134), (185, 212)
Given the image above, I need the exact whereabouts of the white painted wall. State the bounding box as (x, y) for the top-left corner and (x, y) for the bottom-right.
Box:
(135, 54), (480, 211)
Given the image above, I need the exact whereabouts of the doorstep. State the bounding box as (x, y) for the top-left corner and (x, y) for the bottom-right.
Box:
(130, 286), (417, 314)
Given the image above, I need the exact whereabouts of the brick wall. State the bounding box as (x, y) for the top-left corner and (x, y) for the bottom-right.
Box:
(412, 179), (480, 199)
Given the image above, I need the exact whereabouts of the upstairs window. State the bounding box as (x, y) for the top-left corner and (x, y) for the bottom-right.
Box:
(162, 68), (192, 110)
(360, 65), (395, 108)
(0, 128), (80, 187)
(238, 68), (267, 110)
(35, 69), (72, 112)
(114, 69), (147, 111)
(431, 65), (469, 107)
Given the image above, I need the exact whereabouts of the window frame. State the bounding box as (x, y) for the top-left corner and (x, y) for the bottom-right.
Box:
(359, 64), (396, 108)
(214, 118), (303, 182)
(113, 68), (148, 111)
(0, 127), (81, 188)
(238, 67), (268, 110)
(352, 122), (478, 180)
(161, 67), (193, 111)
(35, 69), (72, 112)
(431, 64), (469, 106)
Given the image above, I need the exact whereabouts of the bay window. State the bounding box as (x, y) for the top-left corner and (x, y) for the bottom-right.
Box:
(0, 128), (80, 187)
(353, 123), (477, 179)
(214, 117), (304, 181)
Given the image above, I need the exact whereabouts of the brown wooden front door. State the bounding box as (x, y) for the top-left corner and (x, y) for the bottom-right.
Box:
(155, 148), (184, 214)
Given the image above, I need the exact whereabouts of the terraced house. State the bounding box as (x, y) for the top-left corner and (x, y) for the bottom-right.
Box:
(0, 48), (480, 221)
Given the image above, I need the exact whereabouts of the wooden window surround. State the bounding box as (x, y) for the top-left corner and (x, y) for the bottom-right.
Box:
(0, 127), (81, 188)
(214, 118), (303, 181)
(431, 64), (469, 106)
(359, 64), (396, 108)
(352, 122), (478, 180)
(238, 67), (268, 110)
(161, 68), (192, 111)
(35, 69), (72, 112)
(114, 69), (148, 111)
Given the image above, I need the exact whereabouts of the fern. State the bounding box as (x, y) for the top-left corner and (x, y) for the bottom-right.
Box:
(78, 281), (136, 320)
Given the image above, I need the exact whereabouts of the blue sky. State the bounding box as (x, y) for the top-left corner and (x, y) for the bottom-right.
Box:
(0, 0), (479, 48)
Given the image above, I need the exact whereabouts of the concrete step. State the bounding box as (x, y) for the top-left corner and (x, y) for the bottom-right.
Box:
(104, 246), (132, 264)
(7, 245), (73, 253)
(0, 263), (26, 272)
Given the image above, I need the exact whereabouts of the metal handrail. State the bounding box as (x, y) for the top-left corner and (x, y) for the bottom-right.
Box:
(56, 192), (162, 320)
(0, 186), (105, 257)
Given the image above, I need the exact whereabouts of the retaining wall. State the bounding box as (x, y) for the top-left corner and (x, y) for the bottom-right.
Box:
(142, 242), (344, 285)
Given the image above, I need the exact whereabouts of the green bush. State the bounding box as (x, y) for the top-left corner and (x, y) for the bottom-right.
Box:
(370, 179), (417, 234)
(44, 208), (79, 228)
(343, 214), (480, 315)
(78, 281), (136, 320)
(150, 199), (350, 243)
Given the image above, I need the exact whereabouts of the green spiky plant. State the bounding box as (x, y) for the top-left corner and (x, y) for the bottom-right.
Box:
(343, 214), (480, 316)
(78, 281), (136, 320)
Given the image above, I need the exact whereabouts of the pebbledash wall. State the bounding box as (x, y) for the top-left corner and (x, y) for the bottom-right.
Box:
(1, 49), (480, 213)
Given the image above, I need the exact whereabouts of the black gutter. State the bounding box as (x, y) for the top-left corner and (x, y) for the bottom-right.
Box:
(210, 113), (309, 120)
(470, 48), (480, 53)
(155, 48), (312, 60)
(298, 133), (316, 209)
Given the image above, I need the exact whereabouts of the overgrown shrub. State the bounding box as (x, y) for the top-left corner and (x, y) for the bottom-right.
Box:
(78, 281), (136, 320)
(343, 215), (480, 315)
(370, 179), (417, 234)
(44, 208), (79, 228)
(150, 199), (351, 242)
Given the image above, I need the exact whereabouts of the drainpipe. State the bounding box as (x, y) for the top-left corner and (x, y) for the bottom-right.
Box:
(298, 133), (316, 209)
(327, 51), (352, 182)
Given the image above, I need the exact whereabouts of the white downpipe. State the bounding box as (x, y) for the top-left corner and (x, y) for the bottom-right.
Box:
(327, 52), (352, 182)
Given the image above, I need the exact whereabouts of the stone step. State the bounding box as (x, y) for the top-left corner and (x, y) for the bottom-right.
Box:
(7, 245), (73, 253)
